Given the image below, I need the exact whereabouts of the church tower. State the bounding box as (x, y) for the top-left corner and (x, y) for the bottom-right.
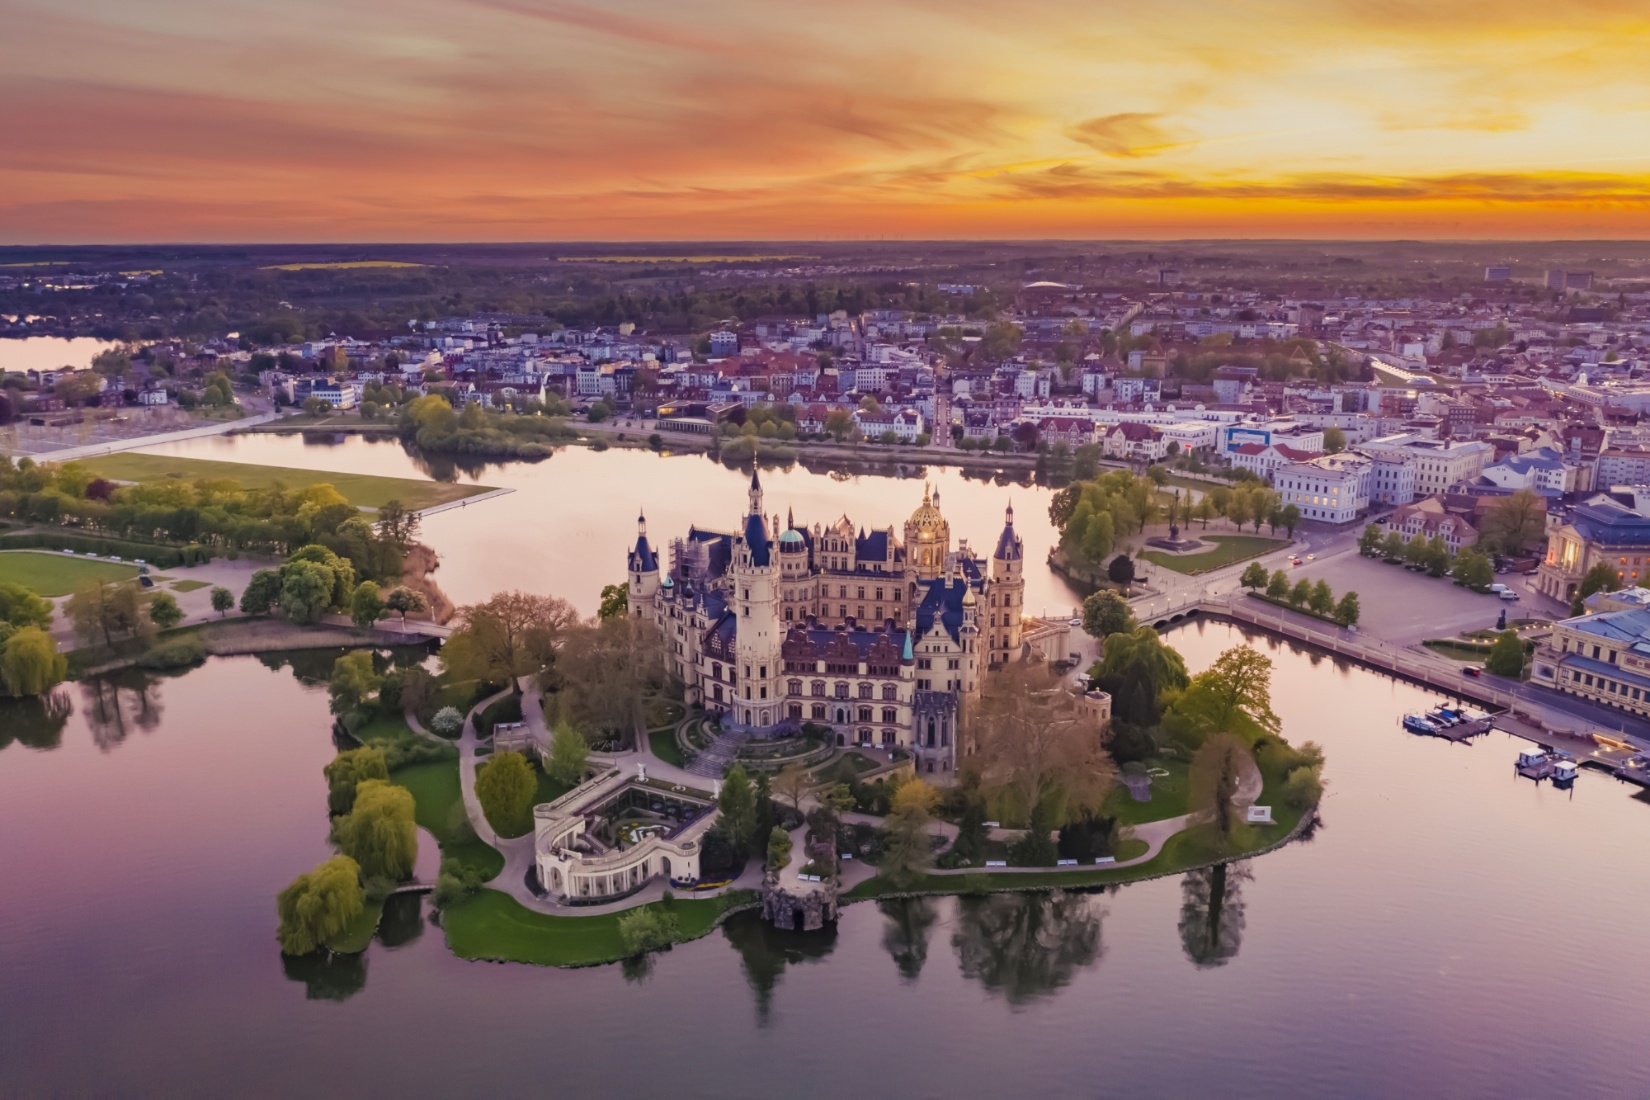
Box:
(988, 503), (1025, 666)
(731, 469), (782, 729)
(628, 510), (660, 620)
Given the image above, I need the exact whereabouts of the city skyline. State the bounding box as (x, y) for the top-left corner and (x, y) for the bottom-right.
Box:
(5, 0), (1650, 243)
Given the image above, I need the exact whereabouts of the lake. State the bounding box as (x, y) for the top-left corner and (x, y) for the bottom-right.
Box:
(118, 432), (1095, 618)
(0, 335), (120, 375)
(2, 448), (1648, 1097)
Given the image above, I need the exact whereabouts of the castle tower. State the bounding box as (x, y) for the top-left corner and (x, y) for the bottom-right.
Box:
(989, 502), (1025, 666)
(903, 482), (951, 584)
(731, 470), (782, 729)
(628, 510), (660, 619)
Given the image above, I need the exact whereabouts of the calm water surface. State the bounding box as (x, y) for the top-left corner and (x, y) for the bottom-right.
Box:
(2, 623), (1647, 1097)
(126, 433), (1091, 617)
(3, 446), (1648, 1097)
(0, 335), (119, 374)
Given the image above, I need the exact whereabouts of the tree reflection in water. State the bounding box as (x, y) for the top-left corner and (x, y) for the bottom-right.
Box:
(79, 671), (165, 752)
(721, 912), (838, 1026)
(0, 689), (72, 752)
(877, 898), (938, 983)
(281, 950), (368, 1002)
(375, 894), (425, 949)
(951, 890), (1103, 1005)
(1178, 861), (1252, 969)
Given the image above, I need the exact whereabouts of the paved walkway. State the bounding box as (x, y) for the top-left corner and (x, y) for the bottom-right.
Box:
(2, 409), (281, 461)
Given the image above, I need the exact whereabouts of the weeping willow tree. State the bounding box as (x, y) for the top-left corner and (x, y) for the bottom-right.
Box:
(276, 855), (365, 956)
(329, 779), (417, 880)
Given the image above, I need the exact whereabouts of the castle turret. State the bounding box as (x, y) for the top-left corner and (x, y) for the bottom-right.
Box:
(988, 502), (1025, 666)
(904, 482), (951, 583)
(731, 470), (782, 729)
(628, 510), (660, 617)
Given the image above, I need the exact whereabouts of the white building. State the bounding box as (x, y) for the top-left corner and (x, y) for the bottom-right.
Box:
(1360, 436), (1491, 497)
(1365, 451), (1416, 506)
(1275, 453), (1371, 525)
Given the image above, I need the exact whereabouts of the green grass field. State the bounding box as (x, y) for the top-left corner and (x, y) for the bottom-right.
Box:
(0, 550), (139, 596)
(325, 898), (385, 954)
(391, 761), (504, 880)
(649, 727), (686, 767)
(1140, 535), (1287, 575)
(77, 453), (494, 511)
(169, 579), (211, 593)
(440, 889), (755, 966)
(1104, 758), (1191, 826)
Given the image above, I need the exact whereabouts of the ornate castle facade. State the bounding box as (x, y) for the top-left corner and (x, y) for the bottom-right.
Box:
(627, 472), (1024, 775)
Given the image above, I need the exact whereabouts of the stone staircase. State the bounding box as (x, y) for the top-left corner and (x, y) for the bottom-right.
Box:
(687, 723), (760, 778)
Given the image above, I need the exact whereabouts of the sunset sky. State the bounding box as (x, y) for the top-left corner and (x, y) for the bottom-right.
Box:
(5, 0), (1650, 242)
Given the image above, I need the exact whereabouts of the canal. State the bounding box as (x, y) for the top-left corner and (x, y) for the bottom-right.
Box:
(1, 439), (1647, 1096)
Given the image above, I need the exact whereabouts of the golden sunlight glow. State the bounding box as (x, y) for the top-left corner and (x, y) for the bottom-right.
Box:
(3, 0), (1650, 241)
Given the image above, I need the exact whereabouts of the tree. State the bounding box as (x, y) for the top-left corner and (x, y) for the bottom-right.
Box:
(1578, 561), (1622, 603)
(1358, 524), (1384, 556)
(1334, 591), (1361, 627)
(881, 791), (936, 885)
(1168, 645), (1282, 743)
(327, 650), (381, 718)
(1279, 504), (1302, 537)
(1424, 535), (1450, 578)
(1107, 553), (1135, 588)
(374, 499), (421, 552)
(210, 586), (235, 616)
(1381, 531), (1405, 560)
(547, 720), (589, 787)
(350, 581), (386, 628)
(772, 764), (811, 812)
(330, 778), (417, 880)
(1189, 732), (1249, 853)
(552, 616), (669, 745)
(442, 591), (577, 694)
(1322, 426), (1347, 453)
(0, 626), (68, 697)
(618, 906), (680, 957)
(1239, 562), (1268, 590)
(475, 750), (538, 837)
(385, 587), (426, 630)
(276, 855), (365, 956)
(1288, 578), (1311, 606)
(240, 569), (283, 615)
(1265, 568), (1290, 599)
(823, 408), (855, 441)
(718, 764), (759, 857)
(965, 662), (1117, 828)
(430, 706), (464, 737)
(148, 591), (184, 630)
(0, 581), (52, 632)
(598, 583), (629, 620)
(279, 560), (336, 626)
(1179, 862), (1250, 969)
(1452, 546), (1494, 590)
(1485, 630), (1526, 678)
(766, 825), (793, 871)
(323, 745), (389, 815)
(1481, 489), (1544, 555)
(1308, 579), (1335, 616)
(66, 581), (144, 645)
(1092, 625), (1189, 727)
(1081, 590), (1135, 639)
(1404, 533), (1430, 567)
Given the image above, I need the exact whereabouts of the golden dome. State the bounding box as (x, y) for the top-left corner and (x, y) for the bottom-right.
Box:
(907, 482), (946, 539)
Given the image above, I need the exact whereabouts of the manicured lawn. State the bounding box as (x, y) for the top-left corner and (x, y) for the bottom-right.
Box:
(77, 453), (495, 511)
(534, 761), (572, 807)
(1104, 758), (1191, 826)
(1140, 535), (1288, 575)
(441, 889), (756, 967)
(649, 727), (686, 767)
(169, 579), (211, 593)
(392, 761), (504, 879)
(0, 550), (139, 596)
(325, 899), (385, 954)
(1422, 639), (1492, 663)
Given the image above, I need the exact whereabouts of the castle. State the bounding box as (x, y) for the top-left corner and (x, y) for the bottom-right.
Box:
(627, 471), (1024, 775)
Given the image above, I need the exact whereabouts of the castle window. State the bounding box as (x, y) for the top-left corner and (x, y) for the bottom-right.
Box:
(835, 682), (849, 699)
(858, 682), (872, 699)
(811, 704), (826, 719)
(882, 684), (897, 701)
(811, 680), (825, 697)
(882, 707), (897, 723)
(881, 729), (896, 745)
(858, 706), (873, 722)
(789, 679), (802, 695)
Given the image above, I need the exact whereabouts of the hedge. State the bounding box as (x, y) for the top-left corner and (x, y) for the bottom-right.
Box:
(0, 531), (214, 568)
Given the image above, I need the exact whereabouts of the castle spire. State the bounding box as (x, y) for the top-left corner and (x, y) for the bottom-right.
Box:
(748, 467), (763, 516)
